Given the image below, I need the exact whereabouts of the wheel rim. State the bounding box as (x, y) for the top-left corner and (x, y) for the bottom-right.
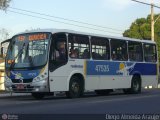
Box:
(71, 82), (80, 94)
(133, 80), (139, 92)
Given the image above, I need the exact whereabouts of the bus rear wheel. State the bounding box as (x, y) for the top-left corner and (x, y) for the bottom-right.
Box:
(32, 93), (45, 99)
(123, 75), (141, 94)
(66, 76), (83, 98)
(131, 75), (141, 94)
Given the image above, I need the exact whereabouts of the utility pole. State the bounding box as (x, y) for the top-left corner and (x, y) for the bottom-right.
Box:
(151, 0), (154, 41)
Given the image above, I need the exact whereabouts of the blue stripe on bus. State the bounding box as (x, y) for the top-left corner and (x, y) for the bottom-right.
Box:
(86, 61), (157, 76)
(10, 69), (40, 79)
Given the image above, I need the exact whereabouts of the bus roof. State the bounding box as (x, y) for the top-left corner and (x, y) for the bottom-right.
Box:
(16, 28), (156, 44)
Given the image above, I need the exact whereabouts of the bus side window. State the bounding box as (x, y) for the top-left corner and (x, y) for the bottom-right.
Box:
(128, 41), (143, 62)
(68, 34), (90, 59)
(91, 37), (110, 60)
(144, 44), (157, 62)
(111, 39), (127, 61)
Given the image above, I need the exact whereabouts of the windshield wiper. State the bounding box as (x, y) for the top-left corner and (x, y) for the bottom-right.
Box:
(29, 56), (34, 67)
(9, 43), (26, 70)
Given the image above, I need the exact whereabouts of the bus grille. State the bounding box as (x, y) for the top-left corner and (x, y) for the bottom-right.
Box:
(11, 79), (33, 83)
(11, 85), (34, 92)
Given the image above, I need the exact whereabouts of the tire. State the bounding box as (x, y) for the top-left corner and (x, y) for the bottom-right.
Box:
(95, 89), (112, 96)
(66, 76), (83, 98)
(130, 75), (141, 94)
(32, 93), (45, 99)
(123, 75), (141, 94)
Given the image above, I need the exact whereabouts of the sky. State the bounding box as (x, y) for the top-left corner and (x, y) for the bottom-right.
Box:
(0, 0), (160, 41)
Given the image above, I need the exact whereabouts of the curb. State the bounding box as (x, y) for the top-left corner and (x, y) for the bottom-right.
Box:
(0, 90), (9, 94)
(0, 92), (31, 98)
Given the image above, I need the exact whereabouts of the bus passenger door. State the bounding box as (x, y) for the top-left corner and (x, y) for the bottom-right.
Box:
(49, 33), (68, 92)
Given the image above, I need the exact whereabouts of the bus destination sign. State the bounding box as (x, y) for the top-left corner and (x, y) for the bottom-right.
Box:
(17, 33), (48, 41)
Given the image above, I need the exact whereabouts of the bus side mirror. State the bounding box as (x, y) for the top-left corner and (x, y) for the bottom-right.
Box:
(0, 47), (3, 58)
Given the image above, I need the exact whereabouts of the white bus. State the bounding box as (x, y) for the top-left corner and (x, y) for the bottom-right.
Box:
(4, 29), (158, 99)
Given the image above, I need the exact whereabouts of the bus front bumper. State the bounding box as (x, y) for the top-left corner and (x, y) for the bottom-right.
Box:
(5, 77), (49, 93)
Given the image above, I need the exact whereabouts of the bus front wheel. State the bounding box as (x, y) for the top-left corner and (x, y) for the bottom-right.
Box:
(66, 76), (83, 98)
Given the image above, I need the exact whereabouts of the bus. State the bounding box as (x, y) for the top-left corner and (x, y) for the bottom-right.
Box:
(4, 29), (158, 99)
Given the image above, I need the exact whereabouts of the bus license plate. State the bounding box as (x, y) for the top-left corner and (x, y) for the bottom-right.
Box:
(16, 84), (25, 89)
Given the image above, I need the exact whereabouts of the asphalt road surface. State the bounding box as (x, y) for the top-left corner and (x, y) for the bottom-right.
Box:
(0, 89), (160, 120)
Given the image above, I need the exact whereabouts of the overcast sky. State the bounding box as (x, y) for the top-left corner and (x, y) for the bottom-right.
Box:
(0, 0), (160, 40)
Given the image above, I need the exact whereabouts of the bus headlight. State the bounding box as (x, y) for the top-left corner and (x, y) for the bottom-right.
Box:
(35, 77), (41, 82)
(33, 72), (48, 83)
(31, 71), (48, 90)
(32, 76), (48, 86)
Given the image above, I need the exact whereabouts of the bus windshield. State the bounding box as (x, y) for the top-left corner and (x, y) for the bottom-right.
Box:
(6, 32), (51, 69)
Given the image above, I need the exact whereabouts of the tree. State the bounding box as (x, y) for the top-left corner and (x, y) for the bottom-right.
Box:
(0, 28), (9, 42)
(0, 0), (11, 10)
(0, 28), (9, 58)
(123, 14), (160, 60)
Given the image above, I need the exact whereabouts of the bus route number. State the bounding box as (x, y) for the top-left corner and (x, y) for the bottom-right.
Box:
(95, 65), (109, 73)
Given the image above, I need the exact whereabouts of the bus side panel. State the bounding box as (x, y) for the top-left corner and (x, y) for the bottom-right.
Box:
(141, 75), (158, 88)
(49, 59), (85, 92)
(85, 76), (100, 90)
(85, 61), (133, 90)
(99, 76), (131, 89)
(49, 60), (157, 92)
(85, 61), (157, 90)
(49, 65), (69, 92)
(131, 63), (157, 88)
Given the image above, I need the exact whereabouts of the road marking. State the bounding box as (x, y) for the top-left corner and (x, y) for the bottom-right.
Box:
(89, 94), (159, 104)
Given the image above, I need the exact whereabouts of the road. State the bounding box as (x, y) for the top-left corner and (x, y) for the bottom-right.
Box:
(0, 89), (160, 120)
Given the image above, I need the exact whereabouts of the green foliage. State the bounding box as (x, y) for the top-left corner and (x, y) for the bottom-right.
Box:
(0, 0), (11, 10)
(123, 14), (160, 60)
